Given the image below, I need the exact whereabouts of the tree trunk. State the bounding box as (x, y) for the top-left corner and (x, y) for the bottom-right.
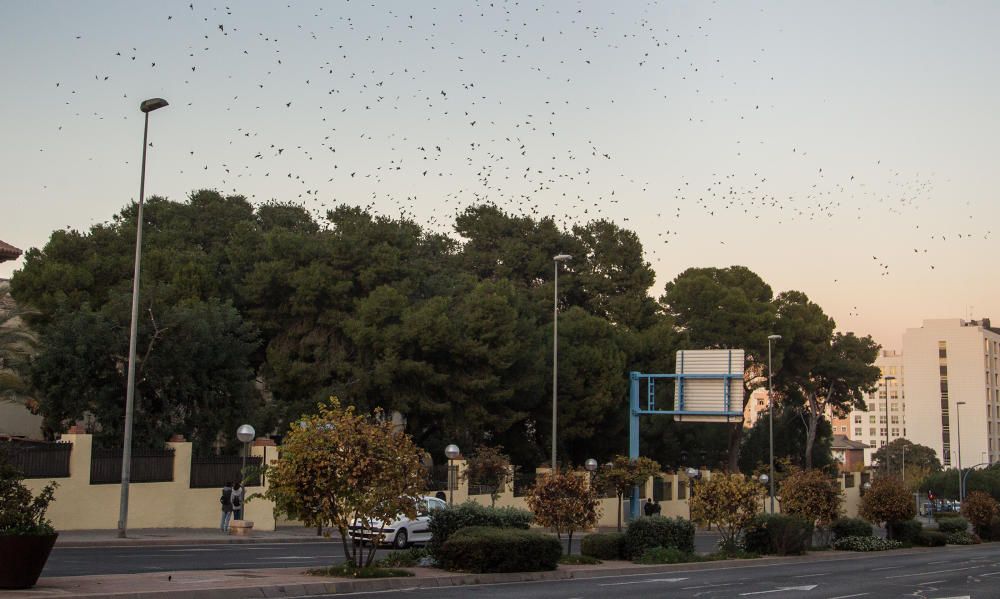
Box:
(617, 494), (623, 531)
(567, 530), (574, 555)
(804, 393), (819, 470)
(727, 423), (743, 472)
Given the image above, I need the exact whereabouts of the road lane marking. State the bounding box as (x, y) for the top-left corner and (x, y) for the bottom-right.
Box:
(740, 585), (817, 596)
(826, 594), (868, 599)
(792, 572), (830, 578)
(598, 577), (688, 586)
(682, 582), (737, 590)
(980, 571), (1000, 577)
(917, 580), (945, 585)
(885, 565), (985, 579)
(870, 565), (903, 571)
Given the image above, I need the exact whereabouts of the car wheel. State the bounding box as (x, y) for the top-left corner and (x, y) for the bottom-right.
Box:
(393, 529), (409, 549)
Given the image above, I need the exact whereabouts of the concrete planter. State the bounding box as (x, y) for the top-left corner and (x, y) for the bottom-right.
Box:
(230, 520), (254, 536)
(0, 533), (58, 589)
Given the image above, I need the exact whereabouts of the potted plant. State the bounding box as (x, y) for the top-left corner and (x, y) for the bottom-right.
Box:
(0, 449), (59, 589)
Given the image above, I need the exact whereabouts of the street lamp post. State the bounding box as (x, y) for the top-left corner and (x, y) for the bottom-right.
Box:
(445, 444), (460, 505)
(758, 474), (770, 513)
(585, 458), (598, 488)
(118, 97), (169, 539)
(767, 334), (781, 514)
(236, 424), (256, 481)
(551, 254), (572, 472)
(883, 375), (896, 453)
(956, 401), (966, 501)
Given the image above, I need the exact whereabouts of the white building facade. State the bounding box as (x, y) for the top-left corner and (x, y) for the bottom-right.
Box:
(903, 319), (1000, 468)
(835, 350), (905, 465)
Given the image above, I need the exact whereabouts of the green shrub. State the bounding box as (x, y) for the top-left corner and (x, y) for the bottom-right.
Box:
(437, 526), (562, 573)
(985, 516), (1000, 542)
(946, 531), (981, 545)
(932, 511), (962, 522)
(308, 565), (414, 578)
(937, 516), (968, 534)
(830, 517), (873, 540)
(887, 519), (922, 544)
(915, 531), (947, 547)
(635, 546), (695, 564)
(832, 536), (903, 551)
(741, 514), (813, 556)
(581, 532), (626, 560)
(373, 547), (429, 567)
(624, 516), (696, 559)
(427, 502), (533, 557)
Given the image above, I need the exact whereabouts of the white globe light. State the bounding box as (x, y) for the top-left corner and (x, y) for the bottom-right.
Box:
(236, 424), (256, 443)
(585, 458), (598, 472)
(759, 474), (769, 484)
(445, 444), (460, 460)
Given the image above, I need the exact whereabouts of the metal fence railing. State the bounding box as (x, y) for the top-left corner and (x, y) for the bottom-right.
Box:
(513, 472), (536, 497)
(425, 464), (450, 492)
(1, 441), (72, 478)
(90, 448), (175, 484)
(190, 456), (262, 488)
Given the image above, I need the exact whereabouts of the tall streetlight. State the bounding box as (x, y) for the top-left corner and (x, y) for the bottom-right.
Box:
(883, 375), (896, 452)
(956, 401), (966, 501)
(118, 97), (169, 539)
(551, 254), (572, 472)
(767, 334), (781, 514)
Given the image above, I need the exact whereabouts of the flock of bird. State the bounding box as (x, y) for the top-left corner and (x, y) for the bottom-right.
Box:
(42, 1), (988, 308)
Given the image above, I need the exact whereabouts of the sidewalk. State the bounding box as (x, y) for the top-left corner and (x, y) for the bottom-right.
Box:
(55, 525), (334, 547)
(11, 549), (927, 599)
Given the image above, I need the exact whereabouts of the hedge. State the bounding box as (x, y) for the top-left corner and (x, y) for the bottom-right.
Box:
(945, 531), (981, 545)
(436, 526), (562, 573)
(830, 517), (873, 540)
(581, 532), (625, 560)
(887, 519), (922, 544)
(832, 536), (903, 551)
(915, 531), (947, 547)
(624, 516), (696, 559)
(427, 502), (533, 557)
(936, 516), (968, 534)
(742, 514), (813, 555)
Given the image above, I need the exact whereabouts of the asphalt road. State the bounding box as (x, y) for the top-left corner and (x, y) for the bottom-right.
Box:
(328, 544), (1000, 598)
(42, 535), (722, 577)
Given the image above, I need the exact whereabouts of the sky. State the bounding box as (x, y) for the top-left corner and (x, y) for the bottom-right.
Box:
(1, 1), (997, 350)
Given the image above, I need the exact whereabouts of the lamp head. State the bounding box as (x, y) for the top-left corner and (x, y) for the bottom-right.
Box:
(236, 424), (256, 443)
(767, 334), (781, 340)
(585, 458), (598, 472)
(140, 98), (169, 113)
(553, 254), (572, 262)
(759, 473), (769, 485)
(444, 444), (461, 460)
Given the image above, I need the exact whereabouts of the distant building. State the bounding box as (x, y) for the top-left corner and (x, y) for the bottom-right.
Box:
(903, 318), (1000, 468)
(743, 387), (770, 427)
(0, 239), (21, 263)
(831, 434), (868, 472)
(833, 350), (906, 465)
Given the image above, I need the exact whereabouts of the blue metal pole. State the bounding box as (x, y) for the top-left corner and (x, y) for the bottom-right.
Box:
(629, 372), (641, 521)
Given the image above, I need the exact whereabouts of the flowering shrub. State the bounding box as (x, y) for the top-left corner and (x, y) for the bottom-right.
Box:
(689, 473), (765, 551)
(960, 492), (1000, 538)
(945, 531), (981, 545)
(832, 536), (902, 551)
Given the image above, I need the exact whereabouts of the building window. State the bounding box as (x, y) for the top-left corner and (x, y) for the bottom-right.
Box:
(939, 341), (950, 466)
(879, 416), (887, 424)
(891, 403), (898, 412)
(869, 415), (876, 424)
(854, 415), (862, 424)
(855, 428), (862, 436)
(870, 428), (876, 436)
(891, 428), (899, 436)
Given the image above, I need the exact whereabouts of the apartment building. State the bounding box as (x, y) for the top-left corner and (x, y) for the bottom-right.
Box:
(903, 318), (1000, 468)
(831, 350), (905, 465)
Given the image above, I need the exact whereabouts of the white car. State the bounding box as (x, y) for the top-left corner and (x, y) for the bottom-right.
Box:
(348, 496), (448, 549)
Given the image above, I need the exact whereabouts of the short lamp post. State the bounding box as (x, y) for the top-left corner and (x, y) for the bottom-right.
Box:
(862, 481), (872, 497)
(758, 474), (770, 512)
(585, 458), (598, 488)
(237, 424), (256, 483)
(445, 444), (461, 505)
(117, 97), (169, 539)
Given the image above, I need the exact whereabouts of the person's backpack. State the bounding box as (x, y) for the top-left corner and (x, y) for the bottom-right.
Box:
(232, 493), (241, 508)
(220, 488), (232, 507)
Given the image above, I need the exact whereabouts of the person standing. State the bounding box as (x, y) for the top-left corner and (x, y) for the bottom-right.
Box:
(232, 482), (244, 521)
(220, 481), (234, 532)
(643, 497), (656, 517)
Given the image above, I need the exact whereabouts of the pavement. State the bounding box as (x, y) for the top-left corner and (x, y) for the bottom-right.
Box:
(13, 527), (968, 599)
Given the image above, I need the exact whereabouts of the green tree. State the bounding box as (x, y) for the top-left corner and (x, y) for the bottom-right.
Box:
(660, 266), (777, 471)
(689, 473), (766, 551)
(872, 439), (942, 489)
(739, 407), (835, 474)
(597, 455), (661, 531)
(774, 291), (881, 468)
(778, 468), (843, 528)
(463, 445), (514, 507)
(526, 471), (601, 555)
(264, 398), (425, 567)
(0, 284), (38, 407)
(859, 477), (916, 538)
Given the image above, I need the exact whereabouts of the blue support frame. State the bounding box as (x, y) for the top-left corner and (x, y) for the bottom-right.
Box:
(627, 365), (743, 521)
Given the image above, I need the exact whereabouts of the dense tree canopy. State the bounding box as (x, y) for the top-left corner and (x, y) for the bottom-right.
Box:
(9, 189), (878, 471)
